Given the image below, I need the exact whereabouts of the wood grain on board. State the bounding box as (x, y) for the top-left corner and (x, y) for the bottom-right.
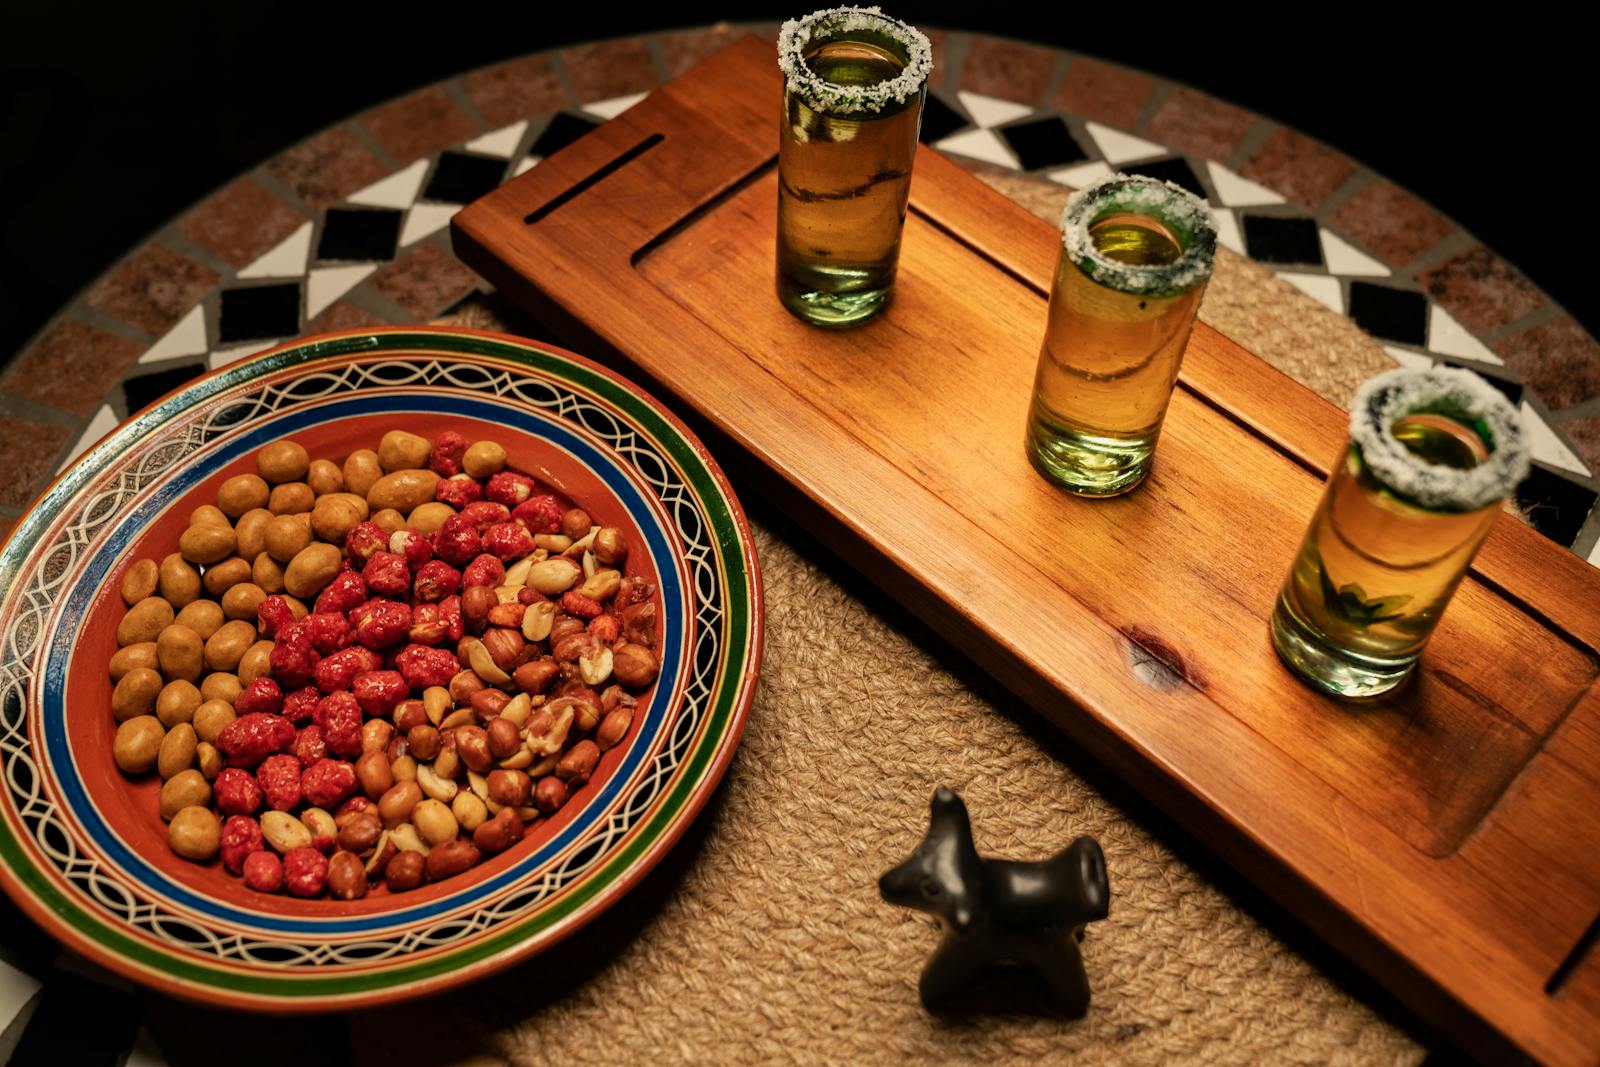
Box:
(453, 36), (1600, 1067)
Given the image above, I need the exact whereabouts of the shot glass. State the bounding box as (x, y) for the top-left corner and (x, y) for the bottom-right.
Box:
(1271, 366), (1529, 699)
(1025, 174), (1217, 496)
(776, 7), (932, 328)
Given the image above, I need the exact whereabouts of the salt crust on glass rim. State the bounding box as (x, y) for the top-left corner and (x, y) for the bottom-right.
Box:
(1060, 173), (1218, 297)
(778, 6), (932, 116)
(1350, 365), (1530, 512)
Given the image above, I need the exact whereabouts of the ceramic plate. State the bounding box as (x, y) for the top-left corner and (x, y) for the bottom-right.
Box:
(0, 327), (762, 1010)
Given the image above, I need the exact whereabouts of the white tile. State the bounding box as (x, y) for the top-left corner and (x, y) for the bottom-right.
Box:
(1206, 161), (1284, 207)
(934, 128), (1018, 169)
(347, 159), (430, 209)
(237, 221), (313, 279)
(1046, 161), (1114, 189)
(139, 305), (207, 364)
(306, 264), (375, 319)
(208, 339), (281, 370)
(1319, 228), (1390, 277)
(123, 1027), (170, 1067)
(1588, 533), (1600, 567)
(1522, 403), (1589, 475)
(1212, 207), (1244, 255)
(956, 90), (1032, 128)
(1276, 271), (1344, 314)
(1383, 345), (1435, 370)
(1428, 304), (1502, 364)
(57, 404), (119, 472)
(400, 203), (458, 246)
(464, 121), (528, 158)
(1084, 122), (1165, 165)
(584, 92), (648, 120)
(513, 156), (540, 177)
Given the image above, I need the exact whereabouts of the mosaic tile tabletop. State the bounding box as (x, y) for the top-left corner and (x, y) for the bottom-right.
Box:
(2, 22), (1593, 1065)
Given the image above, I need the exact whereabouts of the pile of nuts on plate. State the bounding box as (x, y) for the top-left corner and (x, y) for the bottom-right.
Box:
(108, 430), (659, 899)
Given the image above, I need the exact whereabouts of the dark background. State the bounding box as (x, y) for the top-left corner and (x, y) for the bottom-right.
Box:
(0, 2), (1584, 363)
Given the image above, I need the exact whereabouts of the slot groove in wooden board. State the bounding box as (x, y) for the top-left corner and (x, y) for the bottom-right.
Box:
(450, 34), (1600, 1064)
(524, 133), (665, 223)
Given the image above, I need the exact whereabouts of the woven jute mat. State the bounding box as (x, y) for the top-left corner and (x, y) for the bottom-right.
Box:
(339, 171), (1424, 1066)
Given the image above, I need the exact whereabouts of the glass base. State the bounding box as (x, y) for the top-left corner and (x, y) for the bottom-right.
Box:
(777, 276), (891, 329)
(1270, 595), (1416, 699)
(1026, 414), (1152, 497)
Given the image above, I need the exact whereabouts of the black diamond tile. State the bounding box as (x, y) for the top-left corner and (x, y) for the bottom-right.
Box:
(218, 284), (300, 344)
(529, 113), (600, 159)
(1241, 214), (1324, 266)
(1347, 281), (1427, 345)
(1439, 360), (1523, 406)
(998, 117), (1087, 172)
(1118, 157), (1207, 201)
(316, 208), (402, 263)
(123, 363), (205, 414)
(919, 93), (967, 144)
(423, 151), (508, 204)
(1515, 465), (1597, 546)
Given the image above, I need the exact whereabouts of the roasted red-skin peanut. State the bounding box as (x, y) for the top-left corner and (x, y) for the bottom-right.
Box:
(361, 718), (394, 754)
(384, 850), (426, 892)
(425, 839), (481, 880)
(486, 717), (522, 760)
(619, 602), (656, 647)
(283, 847), (329, 898)
(597, 707), (633, 751)
(334, 795), (374, 828)
(327, 851), (368, 900)
(534, 776), (567, 814)
(243, 850), (283, 893)
(220, 815), (264, 874)
(560, 508), (592, 540)
(588, 615), (621, 644)
(393, 699), (429, 733)
(616, 576), (654, 606)
(377, 781), (424, 829)
(461, 584), (496, 633)
(513, 659), (559, 695)
(592, 527), (627, 566)
(473, 808), (524, 853)
(470, 689), (510, 718)
(560, 591), (603, 620)
(556, 741), (600, 785)
(407, 725), (443, 761)
(613, 643), (659, 688)
(449, 669), (487, 705)
(487, 602), (525, 628)
(356, 751), (394, 800)
(487, 769), (532, 807)
(481, 628), (527, 672)
(455, 726), (493, 773)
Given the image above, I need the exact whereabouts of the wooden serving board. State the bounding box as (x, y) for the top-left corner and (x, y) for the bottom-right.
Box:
(453, 36), (1600, 1066)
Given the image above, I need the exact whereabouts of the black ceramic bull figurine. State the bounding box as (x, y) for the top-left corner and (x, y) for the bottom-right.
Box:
(878, 786), (1110, 1016)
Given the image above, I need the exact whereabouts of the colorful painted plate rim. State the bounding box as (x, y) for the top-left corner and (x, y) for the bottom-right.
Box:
(0, 326), (764, 1012)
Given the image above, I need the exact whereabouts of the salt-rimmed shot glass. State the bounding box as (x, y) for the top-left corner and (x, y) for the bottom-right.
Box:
(1025, 174), (1217, 496)
(776, 7), (932, 328)
(1271, 366), (1530, 699)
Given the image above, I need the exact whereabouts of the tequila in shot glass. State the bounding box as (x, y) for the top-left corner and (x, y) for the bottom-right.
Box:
(1025, 174), (1217, 496)
(1271, 366), (1529, 699)
(776, 7), (932, 328)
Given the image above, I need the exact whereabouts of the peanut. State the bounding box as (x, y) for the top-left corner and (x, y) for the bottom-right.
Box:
(168, 807), (220, 862)
(120, 559), (159, 606)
